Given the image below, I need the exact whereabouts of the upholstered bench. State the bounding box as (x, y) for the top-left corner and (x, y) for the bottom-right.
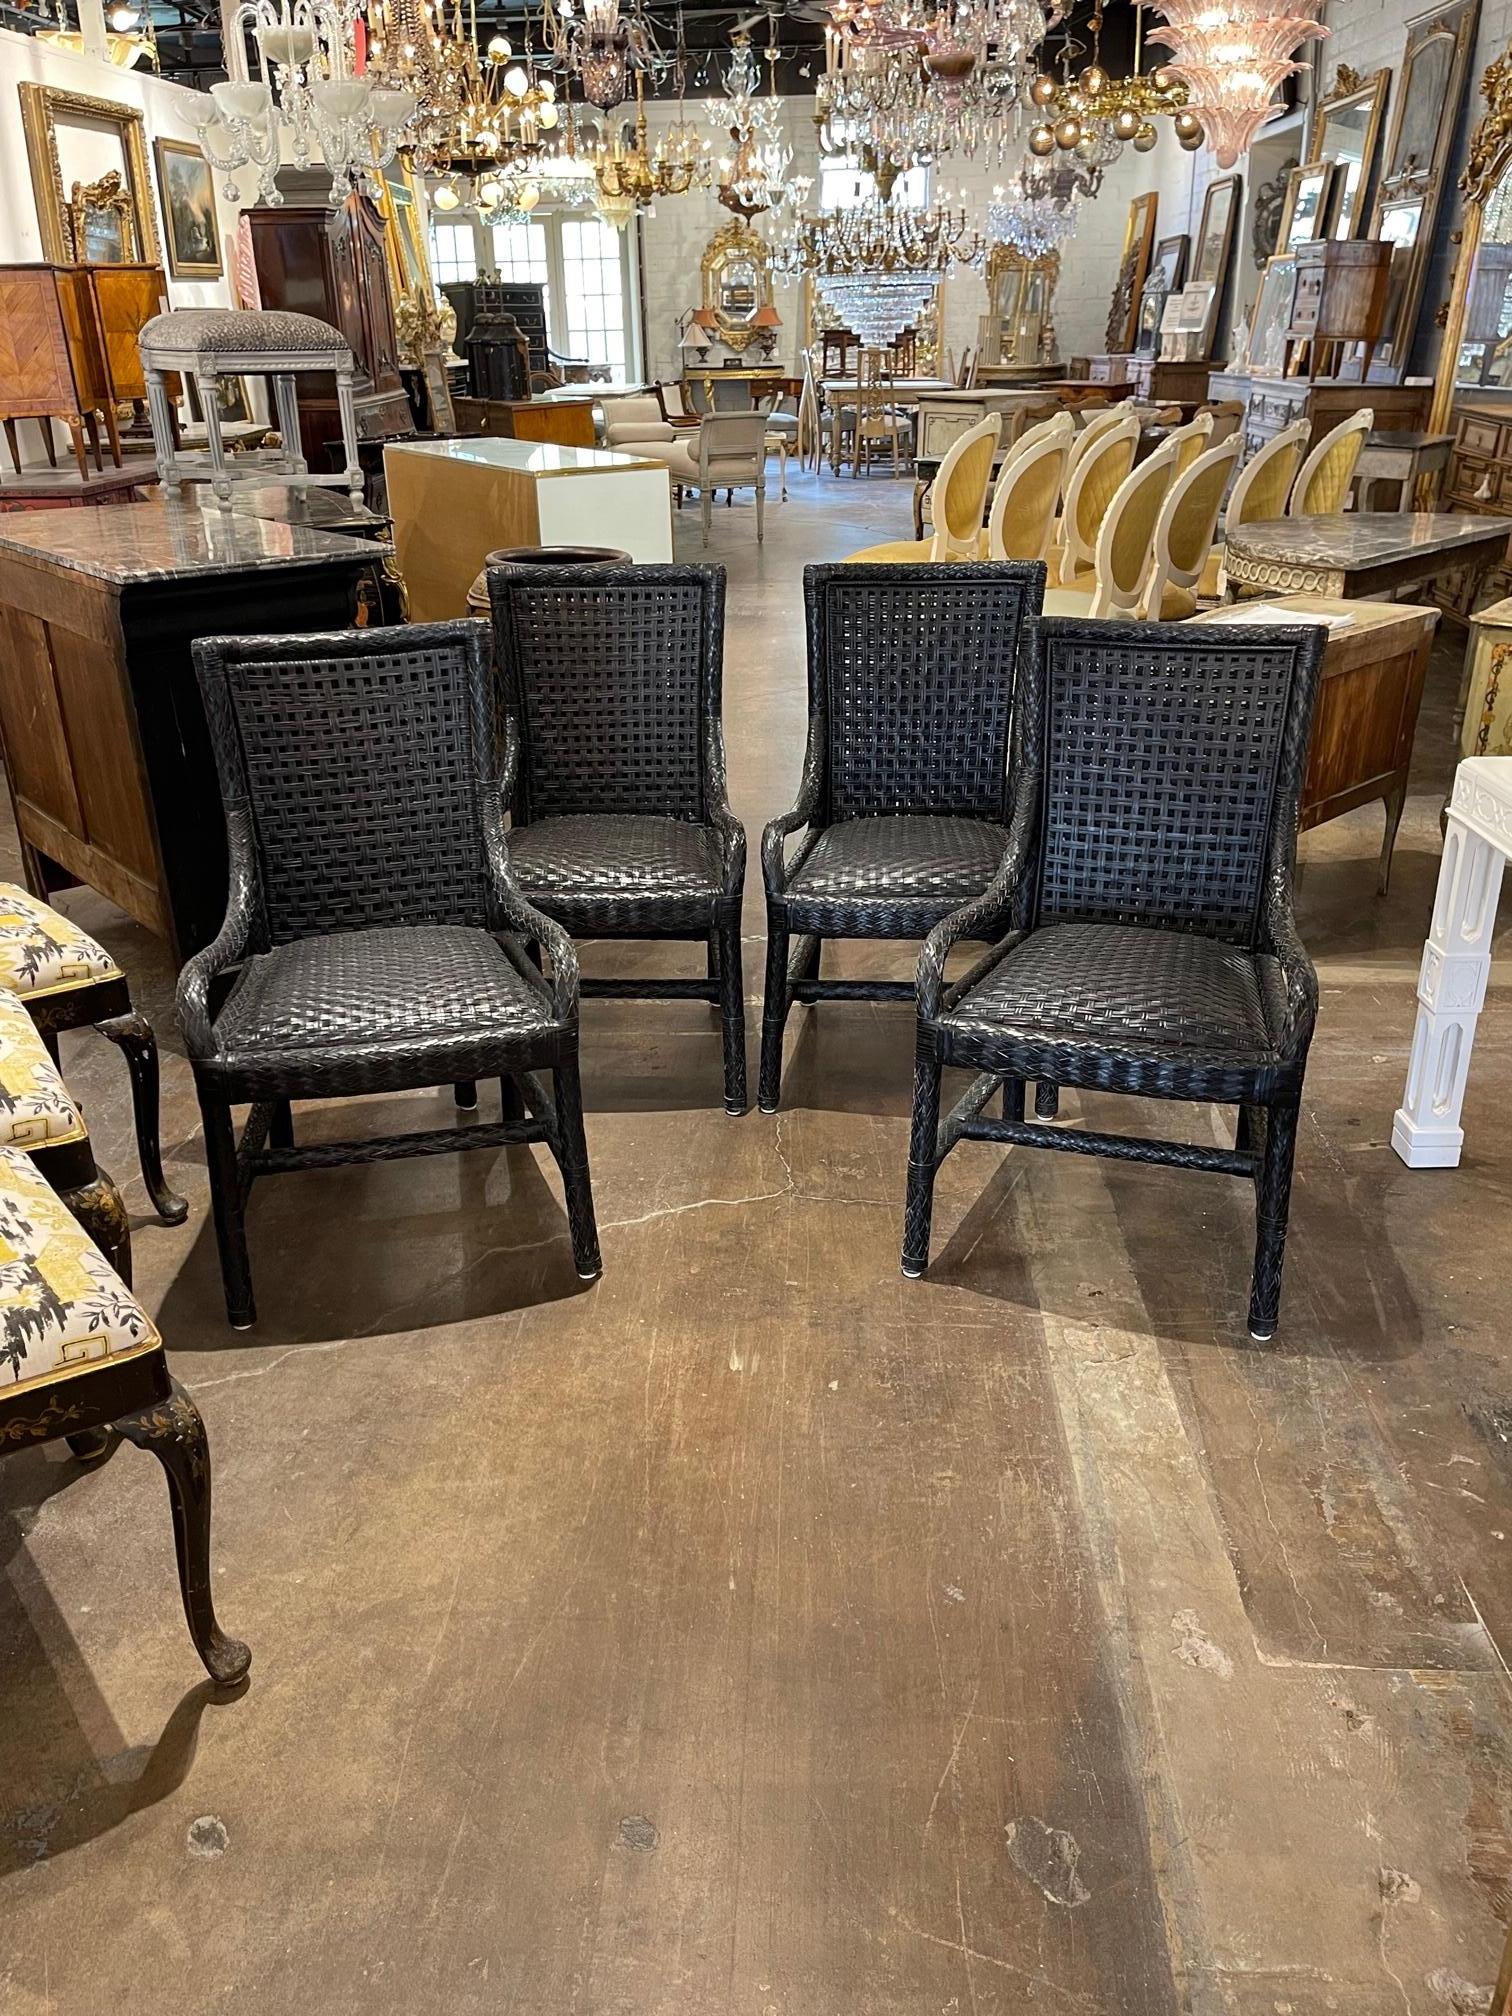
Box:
(0, 982), (134, 1284)
(0, 1143), (248, 1684)
(0, 883), (187, 1225)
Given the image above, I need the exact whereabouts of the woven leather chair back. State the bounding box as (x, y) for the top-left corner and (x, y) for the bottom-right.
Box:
(1025, 619), (1326, 945)
(490, 563), (722, 826)
(193, 620), (497, 949)
(803, 561), (1045, 824)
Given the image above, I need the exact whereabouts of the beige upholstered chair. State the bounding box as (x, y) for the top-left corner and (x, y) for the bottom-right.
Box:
(662, 411), (768, 545)
(1289, 407), (1374, 515)
(1043, 436), (1179, 618)
(1199, 418), (1310, 599)
(1050, 411), (1140, 587)
(603, 394), (675, 453)
(1141, 434), (1244, 619)
(983, 417), (1074, 563)
(844, 413), (1001, 563)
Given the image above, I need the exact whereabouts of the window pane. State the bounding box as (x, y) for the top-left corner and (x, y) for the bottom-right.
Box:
(559, 216), (628, 381)
(428, 221), (477, 285)
(490, 219), (551, 329)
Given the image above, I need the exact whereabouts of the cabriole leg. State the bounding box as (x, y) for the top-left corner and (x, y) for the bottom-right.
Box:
(117, 1380), (251, 1687)
(95, 1010), (189, 1224)
(59, 1168), (132, 1287)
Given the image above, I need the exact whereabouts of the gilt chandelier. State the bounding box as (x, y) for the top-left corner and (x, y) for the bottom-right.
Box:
(1140, 0), (1328, 168)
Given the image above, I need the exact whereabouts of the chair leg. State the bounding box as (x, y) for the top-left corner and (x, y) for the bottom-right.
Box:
(94, 1010), (190, 1225)
(116, 1378), (251, 1687)
(199, 1093), (255, 1329)
(500, 1075), (525, 1124)
(269, 1099), (294, 1149)
(1378, 784), (1406, 897)
(551, 1053), (601, 1280)
(758, 916), (790, 1114)
(701, 490), (711, 547)
(58, 1166), (132, 1288)
(1248, 1099), (1300, 1342)
(756, 483), (765, 544)
(1035, 1081), (1060, 1119)
(454, 1081), (478, 1111)
(717, 907), (747, 1116)
(1001, 1076), (1025, 1120)
(901, 1032), (944, 1278)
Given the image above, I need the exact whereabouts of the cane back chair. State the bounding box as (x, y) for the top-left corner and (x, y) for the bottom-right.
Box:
(182, 619), (601, 1328)
(902, 617), (1326, 1340)
(759, 561), (1045, 1112)
(489, 564), (749, 1114)
(0, 1143), (248, 1682)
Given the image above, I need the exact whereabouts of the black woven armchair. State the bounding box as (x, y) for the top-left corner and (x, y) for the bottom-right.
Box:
(759, 561), (1045, 1112)
(181, 620), (600, 1328)
(488, 563), (748, 1113)
(902, 617), (1327, 1342)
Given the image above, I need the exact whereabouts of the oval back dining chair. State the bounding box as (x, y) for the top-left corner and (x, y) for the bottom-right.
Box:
(1167, 409), (1215, 476)
(844, 413), (1002, 564)
(1045, 435), (1179, 619)
(1050, 411), (1142, 590)
(1289, 407), (1375, 516)
(984, 421), (1074, 564)
(1201, 418), (1310, 599)
(1141, 433), (1244, 619)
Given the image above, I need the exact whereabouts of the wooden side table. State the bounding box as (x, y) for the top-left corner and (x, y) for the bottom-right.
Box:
(1392, 756), (1512, 1168)
(1187, 594), (1439, 891)
(1350, 430), (1454, 511)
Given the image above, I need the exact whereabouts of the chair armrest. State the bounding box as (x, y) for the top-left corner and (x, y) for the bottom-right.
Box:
(916, 787), (1039, 1022)
(175, 805), (258, 1058)
(760, 725), (825, 893)
(702, 722), (746, 893)
(1261, 875), (1318, 1059)
(481, 781), (581, 1025)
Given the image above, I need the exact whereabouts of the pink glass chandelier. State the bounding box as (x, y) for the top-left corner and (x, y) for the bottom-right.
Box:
(1139, 0), (1328, 168)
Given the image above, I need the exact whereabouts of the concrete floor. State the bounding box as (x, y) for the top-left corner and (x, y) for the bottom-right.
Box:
(1, 466), (1509, 2015)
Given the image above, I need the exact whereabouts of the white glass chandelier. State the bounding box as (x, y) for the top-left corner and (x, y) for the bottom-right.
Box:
(196, 0), (415, 204)
(1140, 0), (1328, 169)
(989, 156), (1093, 259)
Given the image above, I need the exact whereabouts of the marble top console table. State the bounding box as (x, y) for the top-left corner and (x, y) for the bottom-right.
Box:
(1393, 757), (1512, 1168)
(1225, 512), (1510, 602)
(0, 498), (387, 957)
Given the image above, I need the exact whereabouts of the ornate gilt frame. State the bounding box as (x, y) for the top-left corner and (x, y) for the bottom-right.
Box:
(1276, 160), (1343, 250)
(19, 83), (160, 267)
(701, 218), (772, 355)
(1106, 191), (1158, 353)
(1313, 64), (1390, 238)
(66, 170), (139, 264)
(1429, 46), (1512, 436)
(984, 242), (1059, 367)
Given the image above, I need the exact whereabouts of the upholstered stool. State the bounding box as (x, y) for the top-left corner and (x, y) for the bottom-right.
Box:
(0, 1144), (248, 1684)
(138, 307), (363, 505)
(0, 884), (186, 1225)
(0, 984), (133, 1283)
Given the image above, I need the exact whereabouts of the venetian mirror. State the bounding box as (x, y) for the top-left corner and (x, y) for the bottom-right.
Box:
(702, 219), (772, 354)
(1434, 50), (1512, 419)
(981, 244), (1059, 366)
(1313, 65), (1389, 239)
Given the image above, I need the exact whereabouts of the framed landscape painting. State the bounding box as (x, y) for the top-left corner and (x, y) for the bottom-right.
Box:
(154, 138), (223, 280)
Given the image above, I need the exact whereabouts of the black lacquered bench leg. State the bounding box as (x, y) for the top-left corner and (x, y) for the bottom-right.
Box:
(96, 1010), (190, 1225)
(118, 1378), (251, 1687)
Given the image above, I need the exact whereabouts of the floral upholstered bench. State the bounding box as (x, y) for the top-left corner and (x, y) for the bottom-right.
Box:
(0, 984), (134, 1284)
(0, 1143), (248, 1683)
(0, 884), (186, 1225)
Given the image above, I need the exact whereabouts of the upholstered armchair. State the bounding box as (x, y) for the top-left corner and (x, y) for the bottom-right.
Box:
(602, 394), (676, 454)
(661, 412), (769, 545)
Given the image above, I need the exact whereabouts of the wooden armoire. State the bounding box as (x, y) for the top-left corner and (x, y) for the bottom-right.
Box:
(245, 192), (410, 466)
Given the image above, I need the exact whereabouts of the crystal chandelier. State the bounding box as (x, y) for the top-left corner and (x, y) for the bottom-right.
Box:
(1140, 0), (1328, 168)
(707, 31), (802, 219)
(1023, 3), (1200, 165)
(783, 185), (984, 342)
(197, 0), (416, 204)
(816, 0), (1055, 172)
(544, 0), (660, 111)
(989, 156), (1093, 258)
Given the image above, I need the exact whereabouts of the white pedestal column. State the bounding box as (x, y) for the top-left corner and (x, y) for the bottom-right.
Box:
(1393, 757), (1512, 1168)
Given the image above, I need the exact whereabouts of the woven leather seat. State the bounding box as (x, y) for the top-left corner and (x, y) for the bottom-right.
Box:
(183, 621), (601, 1326)
(902, 617), (1327, 1343)
(783, 815), (1009, 933)
(508, 815), (724, 933)
(759, 562), (1043, 1111)
(211, 925), (549, 1088)
(942, 922), (1287, 1077)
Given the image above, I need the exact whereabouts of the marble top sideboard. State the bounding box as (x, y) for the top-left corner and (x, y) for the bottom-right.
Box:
(0, 495), (391, 588)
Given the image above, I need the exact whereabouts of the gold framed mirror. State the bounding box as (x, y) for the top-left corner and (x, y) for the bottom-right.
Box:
(1430, 48), (1512, 431)
(702, 219), (772, 354)
(980, 245), (1058, 367)
(19, 84), (159, 267)
(1313, 64), (1390, 239)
